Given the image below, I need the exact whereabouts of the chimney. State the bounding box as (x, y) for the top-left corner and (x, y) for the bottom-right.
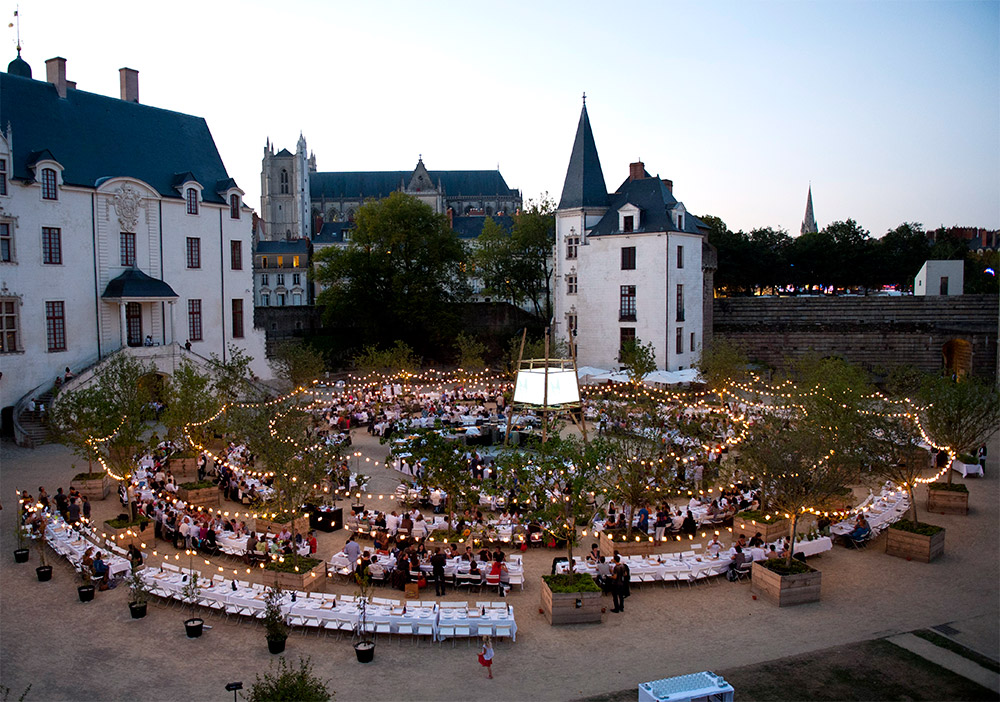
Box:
(65, 80), (77, 90)
(628, 161), (645, 182)
(662, 178), (673, 194)
(45, 57), (68, 99)
(119, 67), (139, 103)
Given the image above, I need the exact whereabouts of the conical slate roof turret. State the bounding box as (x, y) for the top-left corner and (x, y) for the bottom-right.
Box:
(558, 98), (608, 209)
(800, 185), (817, 235)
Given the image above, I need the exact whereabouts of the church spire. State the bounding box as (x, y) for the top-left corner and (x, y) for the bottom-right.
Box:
(800, 185), (817, 235)
(558, 99), (608, 209)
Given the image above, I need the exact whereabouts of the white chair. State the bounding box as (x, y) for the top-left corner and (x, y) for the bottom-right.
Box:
(416, 623), (434, 645)
(494, 623), (513, 642)
(508, 573), (525, 591)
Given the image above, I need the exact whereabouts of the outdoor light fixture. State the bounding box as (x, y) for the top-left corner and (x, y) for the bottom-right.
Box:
(226, 681), (243, 702)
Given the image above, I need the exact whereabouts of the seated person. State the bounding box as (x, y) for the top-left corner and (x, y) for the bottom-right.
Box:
(847, 516), (871, 544)
(468, 559), (481, 577)
(586, 543), (601, 562)
(748, 531), (764, 548)
(595, 556), (613, 593)
(726, 545), (749, 577)
(127, 543), (144, 570)
(92, 552), (111, 588)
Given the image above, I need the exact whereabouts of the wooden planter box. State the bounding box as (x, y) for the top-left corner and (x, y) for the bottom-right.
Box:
(254, 516), (310, 537)
(540, 578), (604, 625)
(101, 520), (153, 549)
(886, 526), (945, 563)
(177, 486), (220, 510)
(927, 489), (968, 516)
(599, 531), (660, 558)
(733, 514), (789, 543)
(168, 456), (200, 481)
(261, 560), (327, 593)
(70, 474), (112, 500)
(751, 561), (822, 607)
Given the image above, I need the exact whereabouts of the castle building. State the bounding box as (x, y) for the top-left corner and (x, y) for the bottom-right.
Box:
(0, 54), (268, 420)
(552, 100), (715, 371)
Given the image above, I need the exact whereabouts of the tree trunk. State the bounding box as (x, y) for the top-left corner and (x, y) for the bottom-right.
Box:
(907, 485), (918, 524)
(447, 494), (454, 532)
(566, 513), (575, 573)
(785, 513), (800, 567)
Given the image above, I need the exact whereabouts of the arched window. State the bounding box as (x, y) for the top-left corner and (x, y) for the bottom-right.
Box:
(279, 169), (289, 195)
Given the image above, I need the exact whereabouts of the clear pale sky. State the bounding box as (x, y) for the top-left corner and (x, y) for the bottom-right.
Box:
(7, 0), (999, 236)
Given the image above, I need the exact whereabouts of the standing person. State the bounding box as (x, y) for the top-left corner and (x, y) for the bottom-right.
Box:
(430, 547), (447, 596)
(81, 495), (92, 522)
(978, 445), (987, 475)
(478, 636), (494, 679)
(611, 555), (628, 613)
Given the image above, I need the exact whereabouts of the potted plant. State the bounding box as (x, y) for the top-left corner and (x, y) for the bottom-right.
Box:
(127, 566), (150, 618)
(32, 521), (52, 582)
(263, 584), (289, 654)
(78, 564), (96, 603)
(751, 558), (822, 607)
(353, 564), (375, 663)
(886, 519), (945, 563)
(540, 573), (603, 624)
(13, 501), (30, 563)
(180, 551), (204, 637)
(926, 480), (969, 515)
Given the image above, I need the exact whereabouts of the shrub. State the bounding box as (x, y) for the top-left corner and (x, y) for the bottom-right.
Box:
(890, 519), (944, 536)
(73, 472), (106, 481)
(179, 480), (217, 491)
(735, 510), (785, 523)
(541, 573), (601, 593)
(759, 558), (813, 576)
(958, 453), (978, 465)
(264, 556), (323, 574)
(928, 482), (969, 493)
(105, 515), (151, 529)
(245, 657), (331, 702)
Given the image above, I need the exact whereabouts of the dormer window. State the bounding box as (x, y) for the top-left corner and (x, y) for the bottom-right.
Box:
(618, 204), (640, 233)
(230, 194), (241, 219)
(186, 188), (199, 215)
(623, 216), (634, 233)
(41, 168), (58, 200)
(677, 213), (684, 230)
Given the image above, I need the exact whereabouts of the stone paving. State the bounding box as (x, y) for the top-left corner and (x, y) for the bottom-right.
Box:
(0, 429), (996, 702)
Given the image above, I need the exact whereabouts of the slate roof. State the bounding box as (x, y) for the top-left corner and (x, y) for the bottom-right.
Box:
(309, 170), (518, 199)
(7, 51), (31, 78)
(558, 104), (608, 209)
(588, 176), (708, 237)
(0, 71), (235, 203)
(451, 215), (514, 240)
(255, 239), (310, 255)
(314, 222), (354, 244)
(101, 268), (179, 299)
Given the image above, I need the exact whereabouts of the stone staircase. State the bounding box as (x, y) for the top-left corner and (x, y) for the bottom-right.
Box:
(17, 388), (55, 448)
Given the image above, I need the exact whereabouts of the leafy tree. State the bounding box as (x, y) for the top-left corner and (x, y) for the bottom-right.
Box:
(618, 338), (656, 388)
(161, 358), (218, 445)
(472, 216), (521, 306)
(245, 656), (332, 702)
(504, 332), (568, 379)
(919, 376), (1000, 483)
(453, 332), (486, 374)
(965, 250), (1000, 294)
(209, 344), (260, 405)
(351, 341), (419, 375)
(402, 430), (476, 530)
(510, 196), (557, 319)
(314, 192), (468, 351)
(878, 223), (929, 290)
(866, 412), (930, 523)
(48, 385), (112, 474)
(269, 340), (327, 390)
(697, 338), (750, 394)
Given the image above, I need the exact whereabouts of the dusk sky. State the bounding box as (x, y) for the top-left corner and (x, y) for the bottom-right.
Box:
(7, 0), (998, 237)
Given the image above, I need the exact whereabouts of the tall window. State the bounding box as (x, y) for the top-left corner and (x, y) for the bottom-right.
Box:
(275, 273), (285, 286)
(292, 273), (301, 285)
(187, 299), (203, 341)
(276, 293), (286, 306)
(620, 285), (636, 321)
(292, 255), (300, 268)
(45, 301), (66, 351)
(42, 227), (62, 265)
(280, 169), (289, 194)
(690, 332), (696, 353)
(260, 273), (269, 286)
(676, 245), (684, 269)
(186, 188), (199, 215)
(230, 194), (240, 219)
(0, 222), (12, 262)
(260, 293), (270, 306)
(292, 292), (302, 305)
(620, 327), (636, 356)
(566, 275), (577, 295)
(675, 327), (683, 355)
(186, 237), (201, 268)
(120, 232), (136, 267)
(0, 158), (7, 196)
(232, 299), (244, 339)
(260, 256), (268, 269)
(621, 246), (636, 270)
(125, 301), (142, 346)
(623, 215), (634, 233)
(277, 255), (284, 268)
(41, 168), (57, 200)
(0, 298), (19, 352)
(230, 240), (242, 270)
(677, 213), (684, 230)
(676, 284), (685, 322)
(566, 235), (579, 259)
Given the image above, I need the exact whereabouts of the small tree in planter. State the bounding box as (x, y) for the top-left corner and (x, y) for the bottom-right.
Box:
(180, 550), (203, 638)
(28, 514), (52, 582)
(401, 429), (477, 531)
(127, 566), (150, 618)
(920, 375), (1000, 484)
(353, 561), (376, 663)
(263, 584), (289, 654)
(13, 500), (30, 563)
(245, 656), (332, 702)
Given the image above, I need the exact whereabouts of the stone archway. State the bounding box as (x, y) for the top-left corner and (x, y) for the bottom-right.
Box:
(941, 338), (972, 378)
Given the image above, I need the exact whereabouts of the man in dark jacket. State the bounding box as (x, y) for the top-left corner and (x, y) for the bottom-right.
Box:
(611, 555), (628, 613)
(431, 547), (448, 596)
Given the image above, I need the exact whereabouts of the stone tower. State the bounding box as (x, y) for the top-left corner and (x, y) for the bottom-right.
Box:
(260, 135), (311, 241)
(800, 185), (818, 235)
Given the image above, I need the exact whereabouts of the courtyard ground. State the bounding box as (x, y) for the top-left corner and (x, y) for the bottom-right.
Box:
(1, 428), (997, 702)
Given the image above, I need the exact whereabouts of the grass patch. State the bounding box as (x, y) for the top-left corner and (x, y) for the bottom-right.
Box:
(891, 519), (945, 536)
(913, 629), (1000, 673)
(105, 515), (151, 529)
(179, 480), (217, 490)
(759, 558), (813, 576)
(542, 573), (601, 593)
(263, 556), (323, 574)
(928, 482), (969, 493)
